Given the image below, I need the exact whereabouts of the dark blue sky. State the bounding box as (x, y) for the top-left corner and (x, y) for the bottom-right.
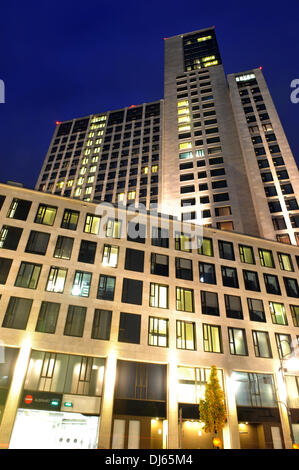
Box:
(1, 0), (298, 188)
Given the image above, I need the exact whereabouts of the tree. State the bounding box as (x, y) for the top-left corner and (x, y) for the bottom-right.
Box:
(198, 365), (227, 448)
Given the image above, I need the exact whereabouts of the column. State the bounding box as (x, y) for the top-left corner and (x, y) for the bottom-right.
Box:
(223, 371), (241, 449)
(98, 351), (117, 449)
(167, 354), (179, 449)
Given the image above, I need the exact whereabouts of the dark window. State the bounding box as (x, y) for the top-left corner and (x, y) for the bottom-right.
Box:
(61, 209), (79, 230)
(25, 231), (50, 255)
(243, 270), (260, 291)
(91, 309), (112, 340)
(213, 193), (229, 202)
(218, 240), (235, 260)
(2, 297), (33, 330)
(201, 290), (219, 316)
(15, 262), (41, 289)
(228, 328), (248, 356)
(0, 195), (6, 210)
(7, 198), (32, 221)
(0, 257), (13, 284)
(97, 274), (116, 301)
(247, 298), (266, 322)
(35, 301), (60, 334)
(151, 253), (169, 276)
(0, 225), (23, 250)
(199, 262), (216, 284)
(221, 266), (239, 288)
(175, 257), (193, 280)
(53, 236), (74, 260)
(121, 278), (143, 305)
(151, 227), (169, 248)
(125, 248), (144, 272)
(283, 277), (299, 298)
(264, 274), (281, 295)
(64, 305), (86, 337)
(118, 312), (141, 344)
(78, 240), (97, 264)
(225, 294), (243, 319)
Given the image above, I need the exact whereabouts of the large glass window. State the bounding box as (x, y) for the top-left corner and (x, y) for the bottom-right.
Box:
(218, 240), (235, 260)
(259, 248), (275, 268)
(175, 257), (193, 280)
(0, 225), (23, 250)
(61, 209), (79, 230)
(225, 294), (243, 319)
(176, 287), (194, 312)
(290, 305), (299, 327)
(283, 277), (299, 298)
(106, 219), (122, 239)
(269, 301), (287, 325)
(25, 231), (50, 255)
(97, 274), (116, 301)
(239, 245), (255, 264)
(71, 271), (92, 297)
(201, 290), (219, 316)
(78, 240), (97, 264)
(121, 278), (143, 305)
(278, 253), (294, 272)
(264, 274), (281, 295)
(221, 266), (239, 288)
(102, 244), (119, 267)
(91, 309), (112, 340)
(124, 248), (144, 273)
(199, 262), (216, 284)
(151, 253), (169, 276)
(176, 320), (196, 350)
(243, 270), (260, 291)
(0, 257), (13, 284)
(247, 298), (266, 322)
(84, 214), (101, 235)
(175, 232), (191, 252)
(177, 366), (224, 404)
(151, 227), (169, 248)
(197, 236), (213, 256)
(53, 236), (74, 260)
(118, 313), (141, 344)
(232, 371), (277, 407)
(148, 317), (169, 347)
(15, 262), (41, 289)
(7, 198), (32, 221)
(275, 333), (292, 358)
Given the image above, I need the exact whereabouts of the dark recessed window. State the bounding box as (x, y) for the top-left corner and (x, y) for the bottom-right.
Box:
(78, 240), (97, 264)
(201, 290), (219, 316)
(124, 248), (144, 272)
(264, 274), (281, 295)
(243, 270), (260, 292)
(64, 305), (86, 337)
(0, 257), (13, 284)
(15, 262), (42, 289)
(221, 266), (239, 288)
(61, 209), (80, 230)
(225, 294), (243, 319)
(199, 262), (216, 284)
(121, 278), (143, 305)
(247, 298), (266, 322)
(35, 301), (60, 334)
(91, 309), (112, 340)
(2, 297), (33, 330)
(218, 240), (235, 260)
(25, 231), (50, 255)
(151, 253), (169, 276)
(0, 225), (23, 250)
(53, 235), (74, 260)
(175, 257), (193, 280)
(151, 227), (169, 248)
(283, 277), (299, 298)
(127, 222), (146, 243)
(118, 312), (141, 344)
(7, 198), (32, 221)
(97, 274), (116, 301)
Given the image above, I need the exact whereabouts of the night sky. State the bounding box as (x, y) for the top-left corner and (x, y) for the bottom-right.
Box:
(1, 0), (298, 189)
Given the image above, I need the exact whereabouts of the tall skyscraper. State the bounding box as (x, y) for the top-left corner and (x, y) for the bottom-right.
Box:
(0, 27), (298, 451)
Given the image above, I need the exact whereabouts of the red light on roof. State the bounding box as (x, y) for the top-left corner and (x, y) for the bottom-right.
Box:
(56, 121), (61, 125)
(129, 105), (136, 108)
(259, 66), (263, 70)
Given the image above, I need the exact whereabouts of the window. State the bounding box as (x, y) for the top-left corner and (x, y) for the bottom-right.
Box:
(64, 305), (86, 337)
(176, 287), (194, 312)
(127, 222), (146, 243)
(61, 209), (79, 230)
(84, 214), (101, 235)
(2, 297), (33, 330)
(53, 235), (74, 260)
(0, 257), (13, 284)
(148, 317), (169, 347)
(203, 324), (222, 353)
(106, 219), (122, 238)
(252, 331), (272, 358)
(201, 290), (219, 316)
(290, 305), (299, 327)
(15, 262), (41, 289)
(150, 283), (168, 309)
(25, 231), (50, 255)
(35, 204), (57, 226)
(118, 313), (141, 344)
(269, 301), (287, 325)
(175, 232), (191, 252)
(151, 226), (169, 248)
(199, 262), (216, 284)
(71, 271), (92, 297)
(91, 309), (112, 340)
(151, 253), (169, 276)
(225, 294), (243, 319)
(97, 274), (116, 301)
(78, 240), (97, 264)
(124, 248), (144, 273)
(46, 267), (67, 293)
(221, 266), (239, 288)
(264, 274), (281, 295)
(247, 298), (266, 322)
(259, 248), (275, 268)
(228, 328), (248, 356)
(275, 333), (292, 358)
(102, 244), (119, 268)
(218, 240), (235, 260)
(175, 257), (193, 280)
(176, 320), (196, 350)
(121, 278), (143, 305)
(239, 245), (255, 264)
(35, 301), (60, 334)
(7, 198), (32, 221)
(283, 277), (299, 298)
(243, 270), (260, 292)
(232, 371), (277, 408)
(0, 225), (23, 250)
(197, 237), (213, 256)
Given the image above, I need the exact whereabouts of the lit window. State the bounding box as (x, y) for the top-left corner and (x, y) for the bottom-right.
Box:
(56, 181), (64, 189)
(203, 60), (218, 67)
(197, 35), (212, 42)
(117, 193), (125, 202)
(203, 324), (222, 353)
(197, 237), (213, 256)
(178, 124), (191, 132)
(89, 166), (96, 173)
(102, 244), (119, 267)
(85, 187), (92, 194)
(86, 140), (93, 146)
(127, 191), (136, 200)
(77, 177), (84, 185)
(176, 287), (194, 312)
(202, 55), (216, 62)
(84, 214), (101, 235)
(176, 320), (196, 350)
(93, 147), (100, 154)
(95, 139), (102, 144)
(177, 107), (190, 115)
(259, 249), (275, 268)
(228, 327), (248, 356)
(74, 187), (82, 197)
(35, 204), (57, 226)
(71, 270), (92, 297)
(79, 166), (86, 175)
(278, 253), (294, 272)
(142, 166), (149, 174)
(84, 149), (91, 155)
(151, 165), (158, 173)
(46, 267), (67, 293)
(178, 115), (191, 124)
(67, 180), (74, 187)
(87, 176), (95, 184)
(196, 149), (205, 157)
(179, 142), (192, 150)
(148, 317), (169, 347)
(82, 158), (89, 165)
(91, 156), (99, 163)
(269, 301), (287, 325)
(177, 100), (189, 107)
(106, 219), (122, 239)
(150, 283), (168, 309)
